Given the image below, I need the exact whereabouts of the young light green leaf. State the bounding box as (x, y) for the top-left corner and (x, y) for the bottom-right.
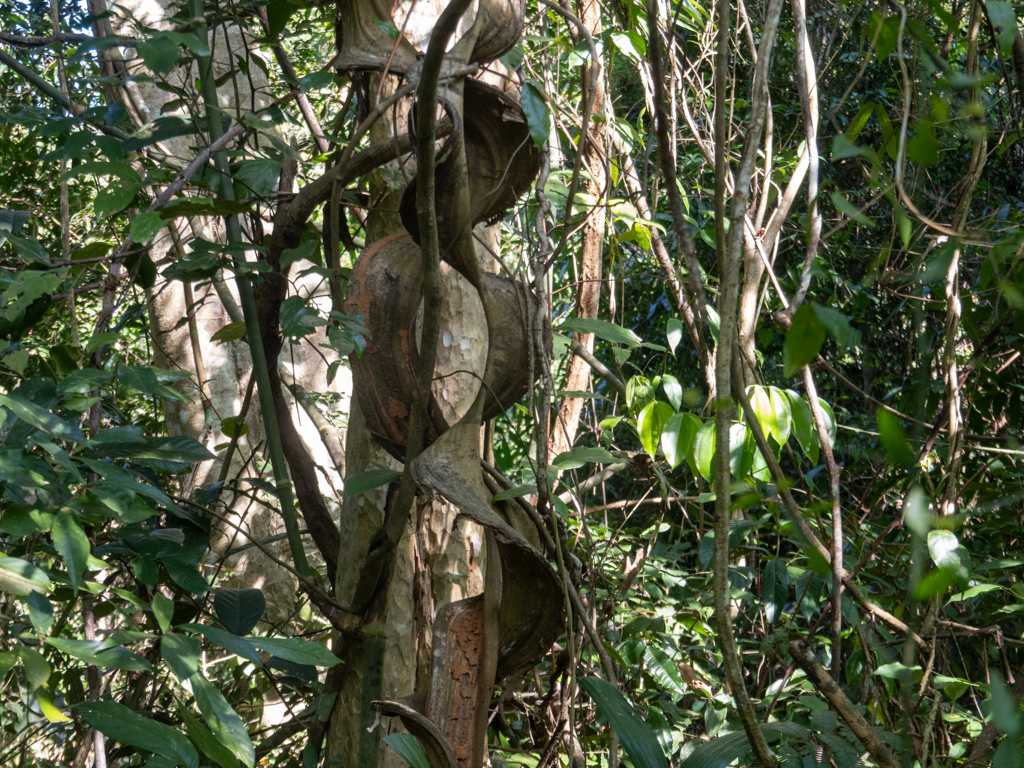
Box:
(0, 555), (51, 596)
(693, 419), (716, 482)
(661, 374), (682, 411)
(666, 318), (683, 355)
(768, 387), (792, 445)
(637, 401), (674, 458)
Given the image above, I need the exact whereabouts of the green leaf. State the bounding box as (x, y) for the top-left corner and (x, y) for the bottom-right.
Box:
(763, 558), (790, 623)
(666, 318), (683, 355)
(191, 674), (255, 768)
(643, 645), (686, 697)
(558, 317), (640, 347)
(214, 588), (266, 636)
(768, 387), (792, 445)
(383, 733), (430, 768)
(344, 468), (402, 497)
(812, 304), (851, 350)
(877, 410), (914, 467)
(553, 446), (616, 470)
(992, 670), (1023, 738)
(234, 159), (282, 198)
(661, 412), (701, 472)
(681, 723), (811, 768)
(250, 636), (340, 668)
(77, 700), (199, 768)
(661, 374), (682, 411)
(908, 121), (940, 166)
(993, 740), (1024, 768)
(298, 70), (334, 93)
(27, 591), (54, 635)
(130, 211), (165, 244)
(180, 707), (242, 768)
(786, 391), (819, 464)
(637, 401), (674, 458)
(153, 592), (174, 633)
(913, 568), (958, 600)
(492, 484), (538, 501)
(580, 677), (668, 768)
(873, 662), (923, 683)
(94, 182), (140, 218)
(830, 191), (875, 227)
(927, 530), (960, 570)
(211, 322), (248, 344)
(46, 638), (153, 671)
(0, 393), (85, 442)
(748, 386), (775, 442)
(521, 81), (550, 150)
(0, 555), (51, 596)
(162, 632), (202, 681)
(988, 2), (1018, 55)
(266, 0), (299, 40)
(693, 419), (716, 482)
(17, 648), (51, 689)
(184, 624), (261, 664)
(52, 510), (90, 593)
(783, 305), (826, 376)
(280, 240), (319, 269)
(136, 35), (180, 74)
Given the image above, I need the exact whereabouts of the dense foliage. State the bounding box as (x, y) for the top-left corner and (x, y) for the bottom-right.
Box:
(1, 0), (1024, 767)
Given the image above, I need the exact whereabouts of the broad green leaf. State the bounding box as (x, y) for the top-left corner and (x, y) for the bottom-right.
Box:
(234, 159), (282, 198)
(580, 677), (668, 768)
(748, 386), (775, 442)
(162, 632), (202, 681)
(993, 740), (1023, 768)
(153, 592), (174, 633)
(927, 530), (960, 570)
(553, 446), (616, 470)
(661, 412), (700, 471)
(94, 183), (139, 218)
(637, 401), (674, 458)
(991, 671), (1023, 738)
(384, 733), (430, 768)
(661, 374), (682, 411)
(184, 624), (261, 663)
(728, 423), (753, 478)
(46, 638), (153, 671)
(626, 376), (655, 412)
(52, 510), (90, 593)
(344, 468), (402, 497)
(913, 568), (958, 600)
(212, 322), (248, 344)
(0, 555), (51, 596)
(214, 588), (266, 636)
(643, 645), (686, 697)
(0, 393), (85, 442)
(878, 410), (914, 467)
(768, 387), (792, 445)
(521, 81), (550, 150)
(250, 636), (340, 667)
(787, 391), (819, 464)
(693, 419), (716, 481)
(988, 2), (1018, 55)
(783, 305), (826, 376)
(191, 674), (255, 768)
(77, 700), (200, 768)
(812, 303), (852, 350)
(37, 687), (71, 723)
(830, 190), (875, 227)
(181, 707), (242, 768)
(558, 317), (640, 347)
(492, 484), (537, 501)
(27, 591), (54, 635)
(130, 211), (165, 243)
(873, 662), (923, 683)
(666, 318), (683, 355)
(17, 648), (51, 689)
(280, 240), (319, 269)
(763, 558), (789, 623)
